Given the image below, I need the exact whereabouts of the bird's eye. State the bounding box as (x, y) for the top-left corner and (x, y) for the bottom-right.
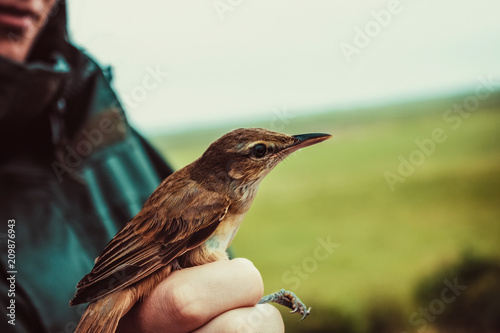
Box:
(250, 143), (267, 158)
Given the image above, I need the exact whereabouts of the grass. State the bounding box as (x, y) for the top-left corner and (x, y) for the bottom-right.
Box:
(149, 92), (500, 332)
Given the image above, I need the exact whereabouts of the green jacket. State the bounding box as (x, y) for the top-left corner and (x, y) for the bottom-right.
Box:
(0, 3), (172, 332)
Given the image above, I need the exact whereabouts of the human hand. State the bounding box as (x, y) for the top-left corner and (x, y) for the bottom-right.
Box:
(116, 258), (284, 333)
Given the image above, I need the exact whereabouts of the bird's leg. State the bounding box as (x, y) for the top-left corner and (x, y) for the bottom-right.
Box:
(258, 289), (311, 320)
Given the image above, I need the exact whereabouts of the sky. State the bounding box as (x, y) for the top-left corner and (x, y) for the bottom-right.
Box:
(67, 0), (500, 134)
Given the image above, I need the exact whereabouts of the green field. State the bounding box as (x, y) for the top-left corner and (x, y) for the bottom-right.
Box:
(149, 92), (500, 332)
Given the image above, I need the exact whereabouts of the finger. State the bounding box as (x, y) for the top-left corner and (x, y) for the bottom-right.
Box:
(193, 304), (284, 333)
(163, 258), (265, 331)
(119, 258), (264, 333)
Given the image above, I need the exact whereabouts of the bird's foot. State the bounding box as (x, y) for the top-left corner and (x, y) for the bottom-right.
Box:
(258, 289), (310, 320)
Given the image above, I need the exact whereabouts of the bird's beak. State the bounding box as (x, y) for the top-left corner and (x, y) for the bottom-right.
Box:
(282, 133), (332, 154)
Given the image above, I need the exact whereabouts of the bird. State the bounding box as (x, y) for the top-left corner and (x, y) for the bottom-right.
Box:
(70, 127), (332, 333)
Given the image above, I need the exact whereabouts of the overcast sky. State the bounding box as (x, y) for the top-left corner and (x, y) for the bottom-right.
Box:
(67, 0), (500, 133)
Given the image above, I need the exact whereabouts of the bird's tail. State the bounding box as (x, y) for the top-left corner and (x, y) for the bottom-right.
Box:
(74, 290), (135, 333)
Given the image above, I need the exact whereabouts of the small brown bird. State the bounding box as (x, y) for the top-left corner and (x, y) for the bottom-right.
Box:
(70, 128), (331, 333)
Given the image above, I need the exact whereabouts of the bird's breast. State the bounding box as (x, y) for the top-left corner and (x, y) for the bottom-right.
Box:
(203, 184), (258, 254)
(204, 212), (246, 253)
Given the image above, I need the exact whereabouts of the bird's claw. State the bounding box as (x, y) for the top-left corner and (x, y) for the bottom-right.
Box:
(291, 306), (311, 320)
(259, 289), (310, 320)
(290, 301), (311, 320)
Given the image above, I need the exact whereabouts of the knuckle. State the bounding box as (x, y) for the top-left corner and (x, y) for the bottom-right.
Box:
(232, 258), (264, 300)
(166, 283), (205, 325)
(256, 305), (285, 333)
(231, 257), (255, 270)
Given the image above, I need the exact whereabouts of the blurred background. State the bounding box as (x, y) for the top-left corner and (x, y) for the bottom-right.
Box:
(68, 1), (500, 332)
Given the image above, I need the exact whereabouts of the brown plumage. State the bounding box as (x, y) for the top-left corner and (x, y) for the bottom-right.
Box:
(70, 128), (331, 333)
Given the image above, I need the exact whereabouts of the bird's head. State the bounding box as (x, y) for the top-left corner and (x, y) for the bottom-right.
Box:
(192, 128), (331, 195)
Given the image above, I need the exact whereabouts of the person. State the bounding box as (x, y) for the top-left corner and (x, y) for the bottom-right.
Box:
(0, 1), (284, 332)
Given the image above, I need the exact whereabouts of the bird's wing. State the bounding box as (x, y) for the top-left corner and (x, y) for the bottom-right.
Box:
(70, 177), (230, 305)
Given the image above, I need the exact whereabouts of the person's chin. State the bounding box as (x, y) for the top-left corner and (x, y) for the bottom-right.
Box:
(0, 24), (26, 38)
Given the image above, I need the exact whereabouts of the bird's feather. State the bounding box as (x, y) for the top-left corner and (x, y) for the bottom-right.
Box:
(70, 168), (231, 305)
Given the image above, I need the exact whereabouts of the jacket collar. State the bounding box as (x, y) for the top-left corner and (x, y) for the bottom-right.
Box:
(0, 53), (70, 127)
